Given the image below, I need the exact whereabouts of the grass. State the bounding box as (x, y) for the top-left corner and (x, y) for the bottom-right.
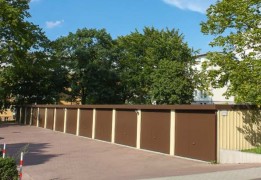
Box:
(241, 146), (261, 154)
(209, 160), (218, 164)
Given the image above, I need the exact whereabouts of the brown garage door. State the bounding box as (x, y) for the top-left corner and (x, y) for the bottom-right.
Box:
(39, 108), (45, 128)
(79, 109), (93, 138)
(20, 108), (25, 124)
(141, 110), (170, 154)
(46, 108), (54, 130)
(115, 110), (137, 147)
(55, 108), (64, 132)
(175, 110), (216, 162)
(95, 109), (112, 142)
(31, 108), (38, 126)
(16, 107), (21, 123)
(66, 109), (77, 135)
(26, 108), (31, 125)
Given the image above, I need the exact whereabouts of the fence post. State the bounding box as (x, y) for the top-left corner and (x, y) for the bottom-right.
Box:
(136, 110), (141, 149)
(63, 108), (67, 133)
(2, 143), (6, 158)
(76, 108), (80, 136)
(92, 109), (96, 139)
(19, 152), (23, 180)
(170, 110), (175, 156)
(111, 109), (116, 143)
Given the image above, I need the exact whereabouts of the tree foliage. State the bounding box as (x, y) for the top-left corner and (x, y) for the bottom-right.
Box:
(0, 52), (68, 105)
(0, 157), (18, 180)
(150, 60), (194, 104)
(115, 27), (195, 104)
(0, 0), (48, 64)
(201, 0), (261, 104)
(53, 28), (124, 104)
(0, 0), (64, 107)
(0, 0), (197, 105)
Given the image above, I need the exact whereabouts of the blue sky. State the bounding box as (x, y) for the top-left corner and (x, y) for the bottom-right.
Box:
(29, 0), (219, 54)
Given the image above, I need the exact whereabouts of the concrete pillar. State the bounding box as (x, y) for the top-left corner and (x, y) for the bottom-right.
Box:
(44, 108), (47, 128)
(63, 108), (67, 133)
(19, 108), (22, 124)
(53, 108), (57, 131)
(170, 110), (176, 156)
(111, 109), (116, 143)
(92, 109), (96, 139)
(36, 108), (40, 127)
(24, 108), (27, 125)
(136, 110), (142, 149)
(30, 108), (33, 126)
(76, 108), (80, 136)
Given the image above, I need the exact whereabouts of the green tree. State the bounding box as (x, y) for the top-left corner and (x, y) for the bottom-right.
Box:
(53, 28), (123, 104)
(0, 0), (64, 106)
(0, 0), (47, 64)
(0, 52), (68, 105)
(115, 27), (195, 104)
(201, 0), (261, 104)
(150, 60), (194, 104)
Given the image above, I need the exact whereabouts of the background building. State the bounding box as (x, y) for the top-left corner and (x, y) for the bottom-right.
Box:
(193, 53), (235, 104)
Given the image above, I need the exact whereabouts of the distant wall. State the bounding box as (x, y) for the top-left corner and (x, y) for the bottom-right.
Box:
(0, 109), (13, 121)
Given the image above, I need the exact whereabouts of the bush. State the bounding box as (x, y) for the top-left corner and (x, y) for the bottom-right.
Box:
(0, 157), (18, 180)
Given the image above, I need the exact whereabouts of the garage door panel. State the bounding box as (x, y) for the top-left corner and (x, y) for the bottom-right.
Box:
(39, 108), (45, 128)
(46, 108), (54, 130)
(95, 109), (112, 142)
(79, 109), (93, 138)
(175, 110), (216, 161)
(55, 108), (64, 132)
(115, 110), (137, 147)
(141, 110), (170, 154)
(66, 109), (77, 135)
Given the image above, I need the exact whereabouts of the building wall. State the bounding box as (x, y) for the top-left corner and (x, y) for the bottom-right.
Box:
(216, 109), (261, 163)
(217, 110), (256, 150)
(0, 109), (14, 121)
(16, 104), (261, 163)
(16, 104), (219, 162)
(193, 54), (235, 104)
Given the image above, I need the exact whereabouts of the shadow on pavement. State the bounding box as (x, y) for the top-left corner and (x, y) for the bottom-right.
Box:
(5, 143), (61, 166)
(0, 123), (21, 128)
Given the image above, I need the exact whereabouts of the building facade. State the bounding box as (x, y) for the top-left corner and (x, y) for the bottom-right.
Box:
(193, 53), (235, 104)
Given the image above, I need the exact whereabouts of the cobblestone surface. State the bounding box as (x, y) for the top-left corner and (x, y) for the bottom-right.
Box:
(1, 124), (260, 180)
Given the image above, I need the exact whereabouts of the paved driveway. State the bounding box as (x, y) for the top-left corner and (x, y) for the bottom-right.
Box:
(0, 124), (260, 180)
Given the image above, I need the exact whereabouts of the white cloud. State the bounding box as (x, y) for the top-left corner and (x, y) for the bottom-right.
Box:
(162, 0), (216, 14)
(30, 0), (41, 3)
(45, 20), (64, 29)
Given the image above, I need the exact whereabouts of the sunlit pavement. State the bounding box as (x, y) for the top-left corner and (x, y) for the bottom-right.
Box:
(1, 124), (260, 180)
